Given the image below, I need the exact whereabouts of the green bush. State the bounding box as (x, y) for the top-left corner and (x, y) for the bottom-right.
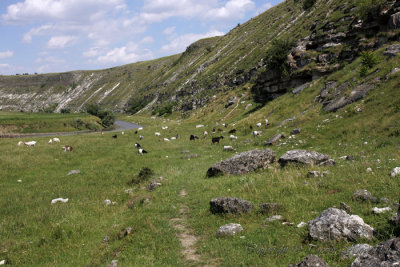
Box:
(60, 108), (71, 114)
(359, 50), (378, 77)
(127, 97), (151, 114)
(85, 103), (115, 128)
(265, 38), (295, 78)
(357, 0), (385, 19)
(303, 0), (316, 10)
(86, 103), (101, 117)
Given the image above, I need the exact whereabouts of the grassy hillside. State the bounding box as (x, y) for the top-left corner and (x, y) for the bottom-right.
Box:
(0, 44), (399, 266)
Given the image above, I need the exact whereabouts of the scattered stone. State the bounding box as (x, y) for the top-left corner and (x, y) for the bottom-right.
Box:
(366, 167), (372, 173)
(288, 255), (329, 267)
(307, 171), (330, 178)
(225, 97), (237, 108)
(103, 236), (109, 243)
(386, 68), (400, 80)
(380, 198), (389, 203)
(264, 215), (283, 222)
(107, 259), (118, 267)
(210, 197), (253, 214)
(353, 189), (378, 203)
(181, 150), (190, 154)
(297, 222), (307, 228)
(342, 244), (373, 259)
(259, 203), (282, 214)
(290, 128), (301, 135)
(390, 167), (400, 177)
(371, 207), (392, 214)
(51, 198), (68, 204)
(104, 199), (112, 205)
(278, 150), (331, 167)
(206, 149), (275, 177)
(124, 188), (133, 194)
(245, 103), (253, 110)
(67, 170), (80, 175)
(383, 44), (400, 58)
(282, 222), (294, 226)
(308, 208), (374, 241)
(216, 223), (243, 237)
(351, 238), (400, 266)
(339, 155), (356, 161)
(340, 202), (352, 213)
(140, 198), (151, 206)
(18, 179), (22, 183)
(319, 159), (336, 166)
(279, 116), (295, 126)
(147, 181), (161, 191)
(196, 124), (204, 128)
(264, 133), (285, 146)
(292, 83), (310, 94)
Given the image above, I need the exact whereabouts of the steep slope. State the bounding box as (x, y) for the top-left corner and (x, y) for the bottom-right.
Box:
(0, 0), (399, 114)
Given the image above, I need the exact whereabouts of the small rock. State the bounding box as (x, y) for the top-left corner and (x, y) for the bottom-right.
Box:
(282, 222), (294, 226)
(390, 167), (400, 177)
(104, 199), (112, 205)
(51, 198), (68, 204)
(216, 223), (243, 237)
(279, 150), (331, 167)
(288, 255), (329, 267)
(107, 259), (118, 267)
(245, 103), (253, 110)
(319, 159), (336, 166)
(223, 146), (235, 151)
(264, 215), (283, 222)
(372, 207), (392, 214)
(67, 170), (80, 175)
(259, 203), (282, 214)
(366, 168), (372, 173)
(147, 181), (161, 191)
(18, 179), (22, 182)
(103, 236), (109, 243)
(182, 153), (199, 159)
(339, 155), (356, 161)
(307, 171), (330, 178)
(340, 202), (352, 213)
(353, 189), (378, 203)
(181, 150), (190, 154)
(290, 128), (301, 135)
(380, 198), (389, 203)
(210, 197), (253, 214)
(342, 244), (373, 259)
(383, 44), (400, 57)
(297, 222), (307, 228)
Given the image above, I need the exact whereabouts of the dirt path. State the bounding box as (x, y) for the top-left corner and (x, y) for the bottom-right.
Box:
(169, 189), (201, 263)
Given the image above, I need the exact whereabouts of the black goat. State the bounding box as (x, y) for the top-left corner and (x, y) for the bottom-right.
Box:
(212, 136), (224, 144)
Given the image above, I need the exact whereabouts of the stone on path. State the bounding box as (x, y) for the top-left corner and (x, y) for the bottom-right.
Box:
(216, 223), (243, 237)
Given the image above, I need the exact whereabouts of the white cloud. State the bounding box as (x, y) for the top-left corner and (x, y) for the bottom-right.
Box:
(163, 26), (176, 35)
(47, 35), (77, 49)
(140, 36), (154, 44)
(0, 63), (10, 68)
(161, 30), (224, 54)
(256, 2), (273, 15)
(206, 0), (255, 20)
(35, 56), (65, 64)
(96, 43), (154, 65)
(82, 47), (102, 58)
(2, 0), (126, 23)
(0, 50), (14, 59)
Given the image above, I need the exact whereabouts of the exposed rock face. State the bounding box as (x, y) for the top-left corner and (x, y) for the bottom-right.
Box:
(264, 133), (285, 146)
(384, 44), (400, 57)
(278, 150), (331, 167)
(308, 208), (374, 241)
(206, 149), (275, 177)
(351, 238), (400, 267)
(210, 197), (253, 214)
(288, 255), (329, 267)
(216, 223), (243, 237)
(389, 12), (400, 29)
(342, 244), (373, 259)
(353, 189), (378, 203)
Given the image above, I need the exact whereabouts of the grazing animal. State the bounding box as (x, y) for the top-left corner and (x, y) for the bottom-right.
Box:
(112, 134), (117, 139)
(138, 127), (143, 131)
(203, 131), (208, 135)
(250, 125), (253, 130)
(53, 137), (60, 142)
(134, 131), (138, 134)
(24, 141), (36, 147)
(190, 134), (199, 141)
(212, 128), (216, 133)
(162, 126), (168, 130)
(265, 119), (269, 126)
(229, 135), (238, 140)
(48, 139), (53, 144)
(155, 132), (161, 136)
(138, 148), (148, 154)
(252, 130), (262, 137)
(17, 141), (24, 146)
(171, 137), (176, 140)
(121, 131), (125, 135)
(101, 131), (104, 135)
(217, 128), (223, 132)
(212, 136), (224, 144)
(63, 145), (73, 152)
(135, 143), (141, 148)
(228, 129), (236, 134)
(164, 138), (170, 142)
(256, 122), (262, 127)
(139, 135), (143, 140)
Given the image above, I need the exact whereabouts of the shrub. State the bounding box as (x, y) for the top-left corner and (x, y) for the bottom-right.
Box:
(86, 103), (101, 117)
(85, 103), (115, 128)
(60, 108), (71, 114)
(265, 38), (295, 78)
(303, 0), (316, 10)
(42, 103), (58, 113)
(357, 0), (386, 19)
(359, 50), (378, 77)
(127, 97), (151, 114)
(130, 167), (154, 185)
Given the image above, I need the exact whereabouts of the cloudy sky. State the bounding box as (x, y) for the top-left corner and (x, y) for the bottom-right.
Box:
(0, 0), (283, 75)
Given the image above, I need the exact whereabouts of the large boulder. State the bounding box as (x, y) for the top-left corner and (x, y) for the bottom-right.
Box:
(206, 149), (275, 177)
(278, 150), (331, 167)
(210, 197), (253, 214)
(389, 12), (400, 29)
(342, 244), (373, 259)
(351, 238), (400, 267)
(308, 208), (374, 241)
(288, 255), (329, 267)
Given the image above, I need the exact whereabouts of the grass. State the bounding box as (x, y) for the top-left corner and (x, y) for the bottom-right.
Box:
(0, 112), (101, 134)
(1, 48), (400, 265)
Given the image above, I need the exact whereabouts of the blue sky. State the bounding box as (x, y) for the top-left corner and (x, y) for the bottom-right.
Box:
(0, 0), (283, 75)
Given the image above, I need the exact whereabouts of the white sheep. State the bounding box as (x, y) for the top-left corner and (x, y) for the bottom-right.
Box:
(162, 126), (168, 130)
(223, 146), (235, 151)
(139, 135), (144, 140)
(265, 119), (269, 126)
(256, 122), (262, 127)
(138, 127), (143, 131)
(24, 141), (37, 146)
(53, 137), (60, 142)
(48, 139), (53, 144)
(121, 131), (125, 135)
(51, 198), (68, 204)
(171, 137), (176, 140)
(196, 124), (204, 128)
(155, 132), (161, 136)
(229, 135), (238, 140)
(164, 138), (170, 142)
(252, 131), (262, 137)
(17, 141), (24, 146)
(204, 131), (208, 135)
